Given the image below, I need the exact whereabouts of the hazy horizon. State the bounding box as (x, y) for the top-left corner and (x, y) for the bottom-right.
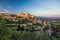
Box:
(0, 0), (60, 17)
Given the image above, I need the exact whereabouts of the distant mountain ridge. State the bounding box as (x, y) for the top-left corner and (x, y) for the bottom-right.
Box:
(37, 16), (60, 20)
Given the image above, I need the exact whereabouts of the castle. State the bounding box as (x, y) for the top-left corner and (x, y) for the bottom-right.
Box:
(16, 12), (35, 19)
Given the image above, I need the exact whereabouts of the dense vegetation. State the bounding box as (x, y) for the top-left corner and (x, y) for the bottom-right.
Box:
(0, 17), (60, 40)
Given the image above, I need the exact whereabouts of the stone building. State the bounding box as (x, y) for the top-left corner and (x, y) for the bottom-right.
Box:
(16, 12), (35, 19)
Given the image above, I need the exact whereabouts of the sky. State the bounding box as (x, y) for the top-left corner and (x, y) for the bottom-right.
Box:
(0, 0), (60, 17)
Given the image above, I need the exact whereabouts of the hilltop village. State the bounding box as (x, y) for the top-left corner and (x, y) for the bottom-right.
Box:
(0, 12), (60, 40)
(0, 12), (48, 32)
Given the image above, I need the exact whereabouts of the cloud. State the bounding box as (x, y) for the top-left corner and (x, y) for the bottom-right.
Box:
(3, 9), (9, 13)
(0, 9), (9, 13)
(0, 7), (9, 13)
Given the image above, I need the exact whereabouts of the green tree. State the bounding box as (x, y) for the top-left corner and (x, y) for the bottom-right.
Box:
(0, 17), (12, 40)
